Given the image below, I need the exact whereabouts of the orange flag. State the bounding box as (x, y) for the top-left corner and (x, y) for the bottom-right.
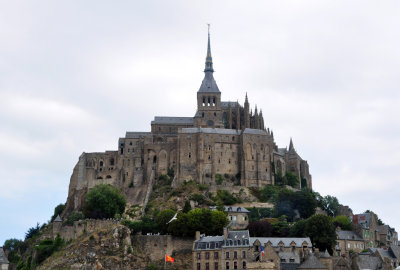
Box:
(165, 254), (174, 263)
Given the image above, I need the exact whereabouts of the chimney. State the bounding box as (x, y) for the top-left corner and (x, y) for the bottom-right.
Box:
(195, 231), (201, 240)
(223, 227), (229, 240)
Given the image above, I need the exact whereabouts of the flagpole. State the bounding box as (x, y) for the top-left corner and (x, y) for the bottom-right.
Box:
(164, 254), (167, 270)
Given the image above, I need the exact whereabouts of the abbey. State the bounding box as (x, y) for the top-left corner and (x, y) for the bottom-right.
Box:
(64, 31), (312, 213)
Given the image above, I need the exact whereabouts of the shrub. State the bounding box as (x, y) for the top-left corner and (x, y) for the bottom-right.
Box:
(248, 220), (273, 237)
(50, 204), (66, 222)
(215, 174), (223, 185)
(25, 223), (40, 240)
(83, 184), (126, 219)
(65, 212), (85, 225)
(189, 193), (207, 205)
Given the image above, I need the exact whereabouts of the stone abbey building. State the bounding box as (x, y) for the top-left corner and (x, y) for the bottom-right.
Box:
(65, 31), (312, 212)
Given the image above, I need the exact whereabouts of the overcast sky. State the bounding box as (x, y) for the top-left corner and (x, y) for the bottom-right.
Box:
(1, 0), (400, 244)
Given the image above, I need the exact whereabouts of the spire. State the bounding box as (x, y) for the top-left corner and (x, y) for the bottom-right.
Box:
(204, 24), (214, 72)
(198, 25), (220, 93)
(289, 138), (294, 151)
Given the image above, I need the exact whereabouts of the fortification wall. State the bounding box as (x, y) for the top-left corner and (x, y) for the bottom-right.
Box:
(54, 219), (120, 241)
(133, 235), (194, 261)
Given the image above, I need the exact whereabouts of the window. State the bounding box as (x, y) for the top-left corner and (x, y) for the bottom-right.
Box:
(347, 243), (351, 249)
(197, 253), (201, 259)
(290, 259), (295, 262)
(202, 112), (205, 117)
(208, 155), (211, 160)
(214, 112), (217, 116)
(226, 262), (230, 270)
(234, 262), (237, 269)
(281, 259), (286, 263)
(214, 262), (218, 270)
(206, 252), (210, 259)
(189, 153), (191, 158)
(214, 252), (218, 259)
(243, 261), (246, 269)
(99, 161), (104, 167)
(242, 251), (246, 259)
(197, 263), (201, 270)
(226, 252), (230, 259)
(206, 263), (209, 270)
(109, 158), (114, 166)
(226, 136), (229, 140)
(234, 251), (237, 259)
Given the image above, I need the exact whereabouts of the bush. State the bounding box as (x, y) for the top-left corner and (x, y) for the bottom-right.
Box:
(50, 203), (66, 222)
(121, 220), (143, 234)
(248, 207), (273, 222)
(65, 212), (85, 225)
(333, 215), (352, 230)
(284, 172), (299, 188)
(189, 193), (208, 205)
(215, 190), (240, 205)
(35, 235), (64, 265)
(83, 184), (126, 219)
(155, 209), (176, 234)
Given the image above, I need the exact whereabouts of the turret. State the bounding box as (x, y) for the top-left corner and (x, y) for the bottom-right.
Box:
(244, 93), (250, 129)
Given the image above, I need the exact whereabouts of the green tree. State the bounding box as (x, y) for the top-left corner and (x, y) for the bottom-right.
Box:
(65, 212), (85, 225)
(210, 210), (229, 235)
(289, 219), (307, 237)
(284, 172), (299, 188)
(305, 214), (336, 253)
(50, 203), (65, 222)
(274, 189), (296, 221)
(248, 220), (273, 237)
(25, 223), (40, 240)
(333, 215), (352, 230)
(294, 189), (317, 219)
(83, 184), (126, 219)
(183, 200), (192, 213)
(215, 190), (239, 205)
(272, 216), (290, 237)
(3, 238), (26, 263)
(248, 207), (273, 222)
(321, 195), (339, 216)
(155, 209), (176, 234)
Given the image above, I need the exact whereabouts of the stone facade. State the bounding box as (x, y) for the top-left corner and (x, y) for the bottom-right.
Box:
(210, 206), (250, 229)
(335, 230), (365, 256)
(192, 229), (312, 270)
(64, 30), (312, 216)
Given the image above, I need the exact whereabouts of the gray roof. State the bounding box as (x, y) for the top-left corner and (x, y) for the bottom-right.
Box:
(0, 247), (9, 264)
(194, 230), (251, 250)
(221, 101), (239, 109)
(54, 215), (62, 222)
(250, 237), (312, 248)
(320, 250), (331, 258)
(281, 263), (301, 270)
(151, 116), (194, 125)
(198, 72), (220, 93)
(180, 127), (241, 135)
(357, 253), (383, 270)
(243, 128), (268, 135)
(390, 245), (400, 259)
(279, 252), (300, 264)
(210, 206), (250, 213)
(194, 235), (224, 250)
(298, 254), (328, 269)
(353, 213), (371, 229)
(125, 132), (152, 139)
(337, 230), (363, 241)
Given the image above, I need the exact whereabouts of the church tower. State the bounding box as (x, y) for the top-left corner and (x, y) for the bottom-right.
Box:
(195, 26), (223, 128)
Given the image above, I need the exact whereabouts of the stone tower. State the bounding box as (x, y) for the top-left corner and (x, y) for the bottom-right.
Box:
(195, 27), (223, 128)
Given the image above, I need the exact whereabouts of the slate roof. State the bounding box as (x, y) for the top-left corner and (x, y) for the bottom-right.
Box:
(390, 245), (400, 259)
(180, 127), (241, 135)
(54, 215), (62, 222)
(198, 72), (220, 93)
(243, 128), (268, 135)
(250, 237), (312, 248)
(221, 101), (239, 109)
(337, 230), (363, 241)
(125, 132), (152, 139)
(298, 254), (328, 269)
(194, 230), (251, 250)
(210, 206), (250, 213)
(357, 253), (383, 270)
(279, 252), (300, 263)
(320, 250), (331, 258)
(151, 116), (194, 125)
(0, 247), (9, 264)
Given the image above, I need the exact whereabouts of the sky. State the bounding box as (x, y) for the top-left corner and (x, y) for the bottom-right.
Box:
(1, 0), (400, 244)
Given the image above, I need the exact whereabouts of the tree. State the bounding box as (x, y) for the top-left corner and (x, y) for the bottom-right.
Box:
(50, 203), (66, 222)
(25, 223), (40, 240)
(183, 200), (192, 213)
(83, 184), (126, 219)
(305, 214), (336, 253)
(274, 189), (296, 221)
(284, 172), (299, 188)
(289, 219), (307, 237)
(333, 215), (352, 230)
(248, 220), (273, 237)
(321, 195), (339, 216)
(210, 210), (229, 236)
(3, 238), (26, 264)
(65, 212), (85, 225)
(272, 216), (290, 237)
(294, 189), (317, 219)
(155, 209), (176, 234)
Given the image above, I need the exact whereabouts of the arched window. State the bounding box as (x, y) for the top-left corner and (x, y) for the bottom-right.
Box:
(153, 156), (157, 164)
(99, 161), (104, 167)
(213, 97), (216, 106)
(202, 96), (206, 106)
(208, 97), (211, 106)
(106, 175), (112, 179)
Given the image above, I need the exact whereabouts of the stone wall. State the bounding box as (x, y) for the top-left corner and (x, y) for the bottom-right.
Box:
(133, 235), (194, 261)
(54, 219), (120, 241)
